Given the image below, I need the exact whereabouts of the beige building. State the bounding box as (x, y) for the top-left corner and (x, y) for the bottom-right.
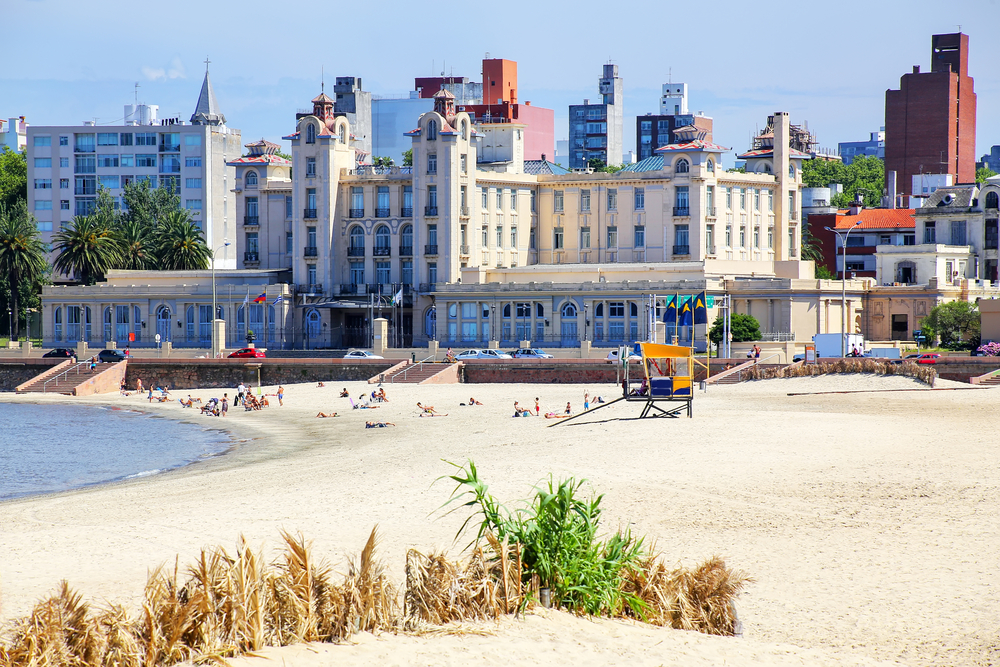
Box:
(228, 139), (293, 272)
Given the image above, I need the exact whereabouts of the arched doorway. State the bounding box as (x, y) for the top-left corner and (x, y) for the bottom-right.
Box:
(156, 305), (171, 342)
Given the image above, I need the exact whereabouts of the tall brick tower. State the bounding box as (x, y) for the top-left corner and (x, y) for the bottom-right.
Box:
(885, 33), (976, 197)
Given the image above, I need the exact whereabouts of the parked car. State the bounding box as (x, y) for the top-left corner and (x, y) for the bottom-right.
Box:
(916, 353), (941, 364)
(42, 348), (75, 358)
(343, 350), (384, 359)
(454, 348), (513, 360)
(228, 348), (266, 359)
(891, 353), (923, 364)
(606, 349), (642, 363)
(97, 349), (127, 363)
(510, 348), (554, 359)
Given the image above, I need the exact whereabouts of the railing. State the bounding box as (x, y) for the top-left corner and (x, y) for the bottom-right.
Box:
(418, 283), (435, 293)
(460, 206), (470, 217)
(243, 252), (259, 262)
(399, 245), (413, 256)
(706, 207), (717, 218)
(376, 207), (390, 217)
(340, 284), (359, 294)
(673, 206), (690, 216)
(350, 208), (365, 218)
(759, 332), (796, 342)
(401, 207), (413, 217)
(159, 144), (180, 153)
(298, 283), (323, 294)
(73, 146), (95, 153)
(425, 206), (438, 216)
(460, 245), (470, 255)
(390, 355), (437, 384)
(672, 244), (690, 255)
(304, 208), (317, 218)
(374, 246), (391, 257)
(706, 245), (716, 255)
(351, 165), (413, 176)
(424, 244), (438, 255)
(243, 215), (259, 226)
(347, 246), (365, 257)
(304, 246), (318, 257)
(42, 361), (92, 393)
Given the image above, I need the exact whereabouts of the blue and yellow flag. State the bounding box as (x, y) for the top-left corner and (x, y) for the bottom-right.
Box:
(678, 297), (693, 327)
(693, 291), (708, 325)
(662, 295), (676, 323)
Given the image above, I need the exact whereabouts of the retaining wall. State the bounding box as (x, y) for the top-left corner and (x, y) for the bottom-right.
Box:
(124, 358), (405, 390)
(0, 360), (65, 391)
(461, 359), (714, 384)
(930, 358), (1000, 383)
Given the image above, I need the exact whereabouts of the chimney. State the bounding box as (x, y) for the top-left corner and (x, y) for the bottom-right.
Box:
(912, 65), (920, 73)
(850, 191), (864, 215)
(887, 170), (897, 209)
(541, 153), (547, 161)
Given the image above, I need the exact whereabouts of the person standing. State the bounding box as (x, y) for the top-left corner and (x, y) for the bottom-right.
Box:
(236, 382), (245, 407)
(277, 385), (284, 406)
(221, 393), (229, 417)
(584, 391), (590, 411)
(534, 397), (540, 416)
(136, 378), (144, 394)
(565, 401), (572, 415)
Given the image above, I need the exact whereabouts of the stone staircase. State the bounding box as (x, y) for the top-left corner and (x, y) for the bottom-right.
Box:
(17, 361), (126, 395)
(383, 361), (458, 384)
(972, 369), (1000, 386)
(711, 363), (785, 384)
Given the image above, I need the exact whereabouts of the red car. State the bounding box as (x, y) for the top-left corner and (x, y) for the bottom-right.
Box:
(916, 353), (941, 364)
(227, 348), (266, 359)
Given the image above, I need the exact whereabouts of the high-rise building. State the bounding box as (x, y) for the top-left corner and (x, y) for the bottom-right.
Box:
(635, 83), (714, 161)
(885, 33), (977, 197)
(839, 128), (885, 165)
(568, 64), (623, 168)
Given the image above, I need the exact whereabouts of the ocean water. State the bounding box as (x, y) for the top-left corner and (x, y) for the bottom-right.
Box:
(0, 403), (231, 501)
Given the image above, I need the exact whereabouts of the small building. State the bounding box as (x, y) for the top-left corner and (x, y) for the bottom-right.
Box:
(838, 128), (884, 165)
(0, 116), (27, 153)
(810, 207), (916, 279)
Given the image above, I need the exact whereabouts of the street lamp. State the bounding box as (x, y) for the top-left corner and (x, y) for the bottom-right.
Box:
(212, 239), (231, 357)
(824, 221), (863, 357)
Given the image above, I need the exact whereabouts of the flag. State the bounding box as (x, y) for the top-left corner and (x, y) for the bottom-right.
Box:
(272, 295), (284, 306)
(390, 288), (403, 306)
(693, 291), (708, 325)
(678, 297), (693, 327)
(253, 292), (266, 303)
(662, 295), (676, 323)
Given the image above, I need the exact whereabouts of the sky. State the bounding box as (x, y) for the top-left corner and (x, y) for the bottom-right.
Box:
(4, 0), (999, 169)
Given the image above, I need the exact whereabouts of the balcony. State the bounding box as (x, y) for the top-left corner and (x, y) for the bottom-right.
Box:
(706, 245), (717, 255)
(158, 144), (180, 153)
(243, 215), (259, 226)
(73, 146), (95, 153)
(789, 211), (798, 221)
(672, 244), (690, 255)
(376, 207), (390, 217)
(350, 208), (365, 218)
(673, 206), (690, 217)
(374, 246), (391, 257)
(418, 283), (435, 293)
(401, 207), (413, 217)
(460, 245), (470, 255)
(425, 206), (438, 216)
(424, 244), (438, 255)
(339, 284), (359, 294)
(243, 252), (259, 263)
(399, 245), (413, 257)
(304, 246), (318, 257)
(706, 207), (717, 218)
(303, 208), (317, 218)
(347, 246), (365, 257)
(460, 206), (470, 217)
(298, 284), (323, 295)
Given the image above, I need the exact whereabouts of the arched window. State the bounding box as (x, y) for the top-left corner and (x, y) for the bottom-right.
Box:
(986, 192), (999, 209)
(186, 305), (195, 341)
(349, 225), (365, 252)
(789, 164), (795, 178)
(561, 302), (576, 318)
(339, 124), (346, 144)
(595, 303), (604, 317)
(245, 170), (258, 187)
(675, 158), (690, 174)
(502, 303), (511, 318)
(629, 302), (638, 317)
(305, 308), (321, 344)
(54, 307), (62, 341)
(760, 163), (772, 174)
(400, 224), (412, 249)
(424, 307), (437, 338)
(427, 120), (437, 140)
(374, 224), (390, 250)
(706, 159), (715, 173)
(103, 307), (112, 342)
(461, 120), (468, 141)
(536, 303), (544, 317)
(306, 124), (316, 144)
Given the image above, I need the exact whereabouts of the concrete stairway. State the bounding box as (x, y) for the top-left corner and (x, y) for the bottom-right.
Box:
(712, 363), (785, 384)
(972, 370), (1000, 386)
(384, 361), (458, 384)
(17, 361), (126, 395)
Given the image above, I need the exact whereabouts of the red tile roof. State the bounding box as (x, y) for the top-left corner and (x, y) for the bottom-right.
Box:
(737, 147), (811, 159)
(227, 155), (291, 166)
(654, 139), (729, 153)
(834, 209), (915, 230)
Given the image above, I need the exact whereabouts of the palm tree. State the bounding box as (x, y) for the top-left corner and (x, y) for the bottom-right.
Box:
(116, 219), (157, 270)
(0, 202), (48, 338)
(52, 215), (122, 285)
(156, 210), (211, 270)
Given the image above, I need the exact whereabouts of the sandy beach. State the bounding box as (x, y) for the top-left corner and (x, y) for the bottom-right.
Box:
(1, 374), (998, 667)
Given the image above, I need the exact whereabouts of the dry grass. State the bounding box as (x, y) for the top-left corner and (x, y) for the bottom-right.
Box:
(742, 359), (936, 386)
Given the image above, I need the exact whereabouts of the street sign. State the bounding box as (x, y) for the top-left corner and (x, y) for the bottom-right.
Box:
(706, 295), (715, 308)
(155, 333), (161, 343)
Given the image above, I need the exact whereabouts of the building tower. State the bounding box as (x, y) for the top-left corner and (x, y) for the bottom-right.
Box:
(568, 64), (623, 169)
(885, 33), (976, 197)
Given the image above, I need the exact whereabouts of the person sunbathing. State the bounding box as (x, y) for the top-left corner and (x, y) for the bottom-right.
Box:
(340, 388), (349, 397)
(317, 382), (326, 388)
(377, 388), (388, 402)
(417, 402), (446, 416)
(179, 396), (195, 408)
(316, 411), (339, 418)
(365, 421), (396, 428)
(469, 397), (483, 405)
(544, 411), (571, 419)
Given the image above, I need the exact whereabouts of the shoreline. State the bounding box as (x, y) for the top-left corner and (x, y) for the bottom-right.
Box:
(1, 375), (997, 666)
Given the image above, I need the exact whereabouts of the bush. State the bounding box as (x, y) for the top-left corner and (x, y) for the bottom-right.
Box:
(920, 301), (980, 349)
(976, 341), (1000, 357)
(709, 313), (761, 344)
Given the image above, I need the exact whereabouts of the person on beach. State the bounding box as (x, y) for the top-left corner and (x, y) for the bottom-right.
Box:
(584, 391), (590, 411)
(221, 394), (229, 417)
(545, 411), (571, 419)
(236, 382), (245, 406)
(378, 388), (388, 402)
(317, 382), (325, 388)
(89, 357), (97, 371)
(120, 378), (128, 395)
(565, 401), (572, 415)
(277, 386), (284, 406)
(136, 378), (144, 394)
(148, 387), (154, 402)
(340, 388), (349, 397)
(365, 421), (396, 428)
(417, 402), (446, 416)
(469, 397), (482, 405)
(316, 411), (339, 418)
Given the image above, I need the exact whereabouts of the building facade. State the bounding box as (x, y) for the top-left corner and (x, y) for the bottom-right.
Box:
(978, 146), (1000, 173)
(885, 33), (977, 197)
(0, 116), (27, 152)
(568, 64), (623, 168)
(26, 69), (241, 269)
(636, 83), (713, 161)
(228, 139), (292, 272)
(838, 128), (884, 165)
(810, 208), (916, 280)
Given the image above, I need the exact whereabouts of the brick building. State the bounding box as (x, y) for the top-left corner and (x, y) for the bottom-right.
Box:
(810, 208), (916, 279)
(885, 33), (976, 198)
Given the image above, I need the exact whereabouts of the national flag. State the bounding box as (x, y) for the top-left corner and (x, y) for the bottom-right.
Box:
(693, 291), (708, 325)
(678, 297), (693, 327)
(272, 295), (284, 306)
(390, 288), (403, 306)
(253, 292), (267, 303)
(662, 295), (676, 323)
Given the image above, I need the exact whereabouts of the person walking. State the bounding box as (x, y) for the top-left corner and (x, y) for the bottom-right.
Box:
(221, 393), (229, 417)
(584, 391), (590, 411)
(277, 386), (284, 406)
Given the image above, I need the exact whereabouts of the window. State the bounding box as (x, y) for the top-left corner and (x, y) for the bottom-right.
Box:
(768, 226), (774, 249)
(34, 158), (52, 168)
(754, 189), (760, 210)
(97, 155), (119, 168)
(634, 187), (644, 210)
(950, 220), (967, 246)
(427, 120), (437, 140)
(116, 133), (132, 146)
(493, 225), (502, 248)
(306, 157), (316, 177)
(402, 260), (413, 285)
(428, 185), (437, 209)
(461, 154), (467, 173)
(581, 226), (591, 248)
(34, 200), (52, 210)
(59, 178), (69, 189)
(306, 124), (316, 144)
(285, 196), (293, 219)
(185, 199), (202, 210)
(986, 192), (999, 209)
(99, 176), (120, 189)
(427, 153), (437, 174)
(135, 133), (156, 146)
(726, 224), (732, 247)
(376, 261), (391, 286)
(634, 226), (645, 248)
(739, 188), (746, 210)
(33, 135), (51, 146)
(707, 159), (714, 173)
(136, 154), (156, 168)
(496, 189), (502, 209)
(119, 155), (133, 167)
(482, 225), (489, 247)
(349, 225), (365, 253)
(75, 156), (96, 173)
(185, 178), (202, 189)
(581, 189), (591, 212)
(554, 190), (564, 212)
(511, 189), (517, 210)
(60, 200), (70, 210)
(511, 227), (517, 248)
(753, 226), (760, 249)
(401, 224), (413, 250)
(75, 175), (96, 195)
(59, 157), (69, 168)
(245, 170), (258, 187)
(375, 224), (390, 251)
(609, 302), (625, 318)
(607, 188), (617, 211)
(530, 190), (536, 213)
(607, 225), (618, 248)
(185, 157), (202, 168)
(554, 227), (564, 249)
(428, 262), (437, 284)
(924, 221), (936, 244)
(676, 186), (689, 210)
(427, 223), (438, 247)
(675, 158), (690, 173)
(675, 224), (689, 250)
(34, 179), (52, 189)
(706, 225), (715, 252)
(481, 187), (488, 209)
(286, 231), (293, 253)
(246, 231), (259, 253)
(97, 133), (118, 146)
(350, 261), (364, 285)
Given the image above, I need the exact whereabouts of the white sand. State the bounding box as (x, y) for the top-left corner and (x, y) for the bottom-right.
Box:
(1, 374), (998, 667)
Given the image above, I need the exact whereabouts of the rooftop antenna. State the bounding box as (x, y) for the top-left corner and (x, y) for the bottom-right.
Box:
(134, 82), (140, 105)
(668, 67), (672, 84)
(321, 65), (324, 93)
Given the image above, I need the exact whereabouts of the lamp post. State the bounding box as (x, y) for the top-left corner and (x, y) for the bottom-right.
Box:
(211, 239), (230, 356)
(824, 221), (862, 357)
(7, 307), (11, 343)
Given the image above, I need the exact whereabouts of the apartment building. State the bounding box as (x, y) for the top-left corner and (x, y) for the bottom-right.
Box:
(636, 84), (714, 161)
(228, 139), (292, 272)
(568, 64), (623, 168)
(0, 116), (27, 152)
(26, 69), (241, 268)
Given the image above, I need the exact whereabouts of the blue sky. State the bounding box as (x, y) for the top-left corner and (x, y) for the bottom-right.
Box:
(5, 0), (999, 168)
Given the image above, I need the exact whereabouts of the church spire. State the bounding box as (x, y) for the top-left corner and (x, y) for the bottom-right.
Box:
(190, 58), (226, 126)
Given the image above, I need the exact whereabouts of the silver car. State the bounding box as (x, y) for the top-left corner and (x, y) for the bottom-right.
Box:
(343, 350), (384, 359)
(454, 348), (513, 360)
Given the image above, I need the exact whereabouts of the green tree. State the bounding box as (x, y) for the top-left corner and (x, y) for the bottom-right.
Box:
(726, 166), (746, 174)
(0, 147), (28, 212)
(586, 158), (624, 173)
(52, 215), (122, 285)
(372, 155), (395, 168)
(976, 167), (997, 184)
(802, 156), (884, 207)
(920, 301), (980, 349)
(815, 264), (836, 279)
(121, 179), (179, 229)
(117, 219), (157, 270)
(709, 313), (761, 343)
(0, 201), (48, 338)
(402, 149), (413, 167)
(155, 210), (212, 270)
(801, 158), (845, 188)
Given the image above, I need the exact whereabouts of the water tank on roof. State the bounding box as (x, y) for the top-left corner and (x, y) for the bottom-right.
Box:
(138, 104), (158, 126)
(124, 105), (137, 125)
